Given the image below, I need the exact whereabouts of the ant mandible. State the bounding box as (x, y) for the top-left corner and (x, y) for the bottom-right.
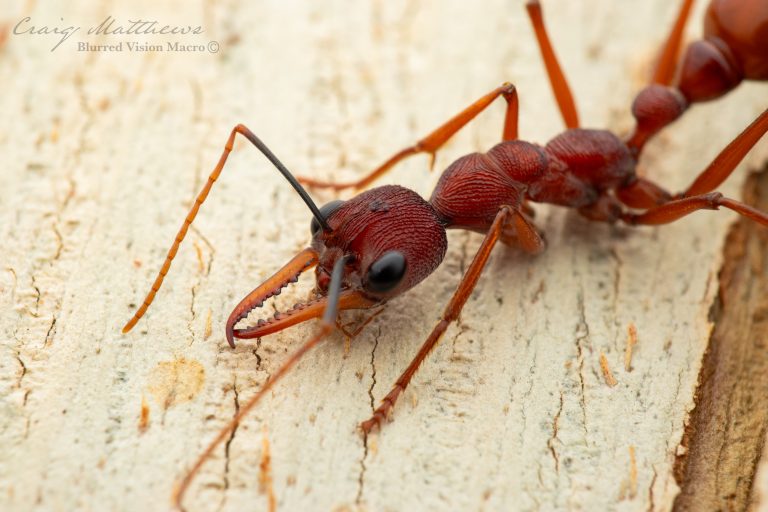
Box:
(121, 0), (768, 507)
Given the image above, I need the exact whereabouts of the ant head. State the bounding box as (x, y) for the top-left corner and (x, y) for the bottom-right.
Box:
(311, 184), (448, 298)
(227, 185), (447, 345)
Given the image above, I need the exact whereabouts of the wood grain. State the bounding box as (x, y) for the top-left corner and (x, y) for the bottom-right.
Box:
(0, 1), (766, 511)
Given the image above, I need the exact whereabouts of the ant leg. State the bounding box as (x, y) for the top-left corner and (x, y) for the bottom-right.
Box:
(684, 108), (768, 196)
(360, 207), (512, 433)
(298, 83), (519, 191)
(652, 0), (696, 85)
(173, 325), (333, 509)
(617, 177), (673, 209)
(337, 306), (387, 356)
(174, 254), (352, 509)
(625, 0), (695, 156)
(123, 124), (285, 333)
(500, 210), (546, 254)
(622, 108), (767, 209)
(621, 192), (768, 227)
(337, 306), (386, 339)
(525, 1), (579, 129)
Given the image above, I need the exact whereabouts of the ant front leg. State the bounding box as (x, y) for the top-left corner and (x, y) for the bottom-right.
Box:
(361, 207), (513, 434)
(173, 256), (351, 510)
(298, 83), (519, 191)
(336, 306), (386, 340)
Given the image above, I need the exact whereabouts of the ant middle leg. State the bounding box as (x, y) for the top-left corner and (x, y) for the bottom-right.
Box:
(298, 83), (519, 192)
(525, 0), (579, 129)
(500, 209), (546, 254)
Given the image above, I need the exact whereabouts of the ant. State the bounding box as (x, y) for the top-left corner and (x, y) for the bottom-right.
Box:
(122, 0), (767, 507)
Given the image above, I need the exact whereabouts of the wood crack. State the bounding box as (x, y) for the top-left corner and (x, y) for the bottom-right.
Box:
(548, 391), (564, 473)
(356, 325), (381, 506)
(574, 288), (589, 436)
(219, 379), (240, 510)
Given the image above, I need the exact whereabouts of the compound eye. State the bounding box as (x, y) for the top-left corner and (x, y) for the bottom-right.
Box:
(365, 251), (407, 293)
(310, 200), (345, 236)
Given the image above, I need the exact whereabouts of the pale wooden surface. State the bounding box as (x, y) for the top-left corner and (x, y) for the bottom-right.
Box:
(755, 441), (768, 511)
(1, 1), (767, 511)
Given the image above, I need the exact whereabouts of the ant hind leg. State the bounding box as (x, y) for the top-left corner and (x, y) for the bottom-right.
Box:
(684, 108), (768, 196)
(621, 192), (768, 228)
(620, 107), (768, 211)
(652, 0), (696, 86)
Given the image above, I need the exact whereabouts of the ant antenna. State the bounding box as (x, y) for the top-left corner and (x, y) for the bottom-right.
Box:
(122, 124), (331, 335)
(240, 129), (331, 232)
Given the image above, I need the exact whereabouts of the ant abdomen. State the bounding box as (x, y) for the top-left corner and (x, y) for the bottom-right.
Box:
(704, 0), (768, 80)
(678, 39), (743, 102)
(679, 0), (768, 102)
